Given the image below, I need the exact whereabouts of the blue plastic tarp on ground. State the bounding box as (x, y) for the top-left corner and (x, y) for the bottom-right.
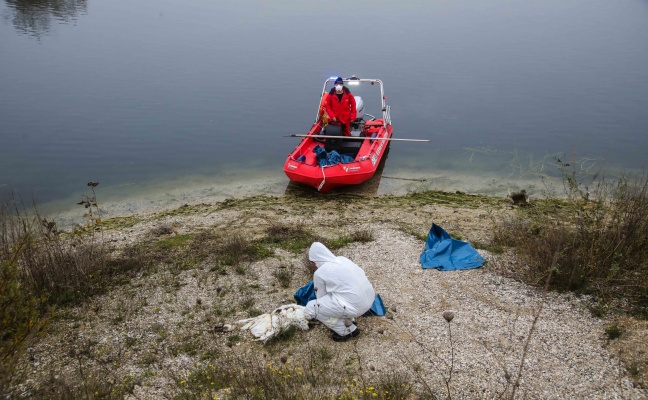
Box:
(294, 281), (386, 316)
(420, 223), (485, 270)
(313, 145), (355, 167)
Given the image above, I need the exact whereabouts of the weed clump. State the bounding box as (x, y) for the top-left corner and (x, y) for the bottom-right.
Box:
(150, 223), (175, 236)
(187, 231), (271, 273)
(272, 265), (294, 288)
(326, 229), (376, 250)
(0, 193), (116, 395)
(264, 223), (317, 253)
(606, 323), (623, 340)
(493, 173), (648, 316)
(350, 229), (374, 243)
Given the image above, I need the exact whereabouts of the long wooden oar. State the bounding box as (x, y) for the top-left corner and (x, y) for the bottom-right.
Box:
(285, 134), (430, 142)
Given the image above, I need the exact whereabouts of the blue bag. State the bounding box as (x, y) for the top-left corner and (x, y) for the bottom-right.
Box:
(364, 293), (386, 316)
(313, 145), (355, 167)
(420, 223), (485, 270)
(294, 281), (316, 305)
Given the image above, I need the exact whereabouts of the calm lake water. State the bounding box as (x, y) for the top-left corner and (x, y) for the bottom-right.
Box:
(1, 0), (648, 218)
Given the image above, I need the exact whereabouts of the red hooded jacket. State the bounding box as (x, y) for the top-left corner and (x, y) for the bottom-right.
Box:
(324, 87), (357, 126)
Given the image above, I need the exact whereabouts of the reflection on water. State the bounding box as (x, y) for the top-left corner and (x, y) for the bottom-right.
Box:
(4, 0), (87, 37)
(1, 0), (647, 215)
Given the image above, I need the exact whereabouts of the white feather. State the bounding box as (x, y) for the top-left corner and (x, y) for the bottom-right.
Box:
(236, 304), (310, 343)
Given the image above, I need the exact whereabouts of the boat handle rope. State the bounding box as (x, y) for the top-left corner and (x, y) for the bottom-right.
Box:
(317, 166), (326, 191)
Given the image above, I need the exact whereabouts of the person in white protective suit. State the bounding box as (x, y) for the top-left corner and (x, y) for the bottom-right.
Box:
(305, 242), (375, 342)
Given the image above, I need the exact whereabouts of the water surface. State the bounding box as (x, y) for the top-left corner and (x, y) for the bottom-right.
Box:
(1, 0), (647, 218)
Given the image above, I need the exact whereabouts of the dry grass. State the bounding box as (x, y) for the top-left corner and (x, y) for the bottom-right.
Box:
(492, 173), (648, 317)
(2, 184), (647, 398)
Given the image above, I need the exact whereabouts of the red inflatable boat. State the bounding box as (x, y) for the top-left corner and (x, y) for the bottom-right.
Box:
(283, 77), (393, 193)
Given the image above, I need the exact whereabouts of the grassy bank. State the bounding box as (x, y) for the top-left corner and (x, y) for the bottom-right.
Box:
(1, 175), (647, 398)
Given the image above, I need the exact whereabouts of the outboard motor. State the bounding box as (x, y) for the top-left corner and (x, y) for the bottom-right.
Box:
(351, 96), (365, 134)
(354, 96), (365, 120)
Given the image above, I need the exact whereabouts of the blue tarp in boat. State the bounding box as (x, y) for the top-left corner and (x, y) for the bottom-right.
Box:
(294, 281), (386, 316)
(420, 223), (485, 270)
(313, 145), (355, 167)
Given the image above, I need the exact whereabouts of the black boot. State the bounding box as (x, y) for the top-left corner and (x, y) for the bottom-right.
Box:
(331, 328), (360, 342)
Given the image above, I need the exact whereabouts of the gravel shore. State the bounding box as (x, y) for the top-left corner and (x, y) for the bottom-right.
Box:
(14, 192), (647, 399)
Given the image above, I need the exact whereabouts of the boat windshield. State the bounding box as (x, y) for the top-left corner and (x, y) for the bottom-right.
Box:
(320, 79), (385, 122)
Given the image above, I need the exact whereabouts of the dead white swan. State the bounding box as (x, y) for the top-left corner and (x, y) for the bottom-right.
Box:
(223, 304), (311, 343)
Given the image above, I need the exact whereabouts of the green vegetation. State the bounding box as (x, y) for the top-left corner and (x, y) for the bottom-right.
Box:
(326, 230), (375, 250)
(606, 323), (623, 340)
(472, 240), (504, 255)
(0, 189), (386, 391)
(272, 265), (294, 288)
(2, 176), (647, 397)
(97, 215), (141, 230)
(263, 223), (318, 253)
(492, 172), (648, 317)
(155, 233), (195, 249)
(173, 355), (418, 400)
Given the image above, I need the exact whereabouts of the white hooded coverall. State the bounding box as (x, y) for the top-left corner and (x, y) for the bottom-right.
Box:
(305, 242), (375, 336)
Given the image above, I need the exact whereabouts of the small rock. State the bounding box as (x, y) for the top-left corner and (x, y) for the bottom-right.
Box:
(386, 313), (394, 320)
(390, 306), (397, 313)
(377, 328), (385, 334)
(443, 311), (455, 323)
(196, 298), (202, 305)
(509, 189), (528, 205)
(214, 324), (232, 333)
(280, 355), (288, 364)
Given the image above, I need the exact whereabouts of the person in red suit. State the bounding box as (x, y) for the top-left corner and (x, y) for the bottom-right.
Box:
(324, 77), (357, 136)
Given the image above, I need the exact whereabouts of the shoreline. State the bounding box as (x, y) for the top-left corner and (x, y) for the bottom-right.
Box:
(44, 167), (567, 229)
(7, 185), (648, 398)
